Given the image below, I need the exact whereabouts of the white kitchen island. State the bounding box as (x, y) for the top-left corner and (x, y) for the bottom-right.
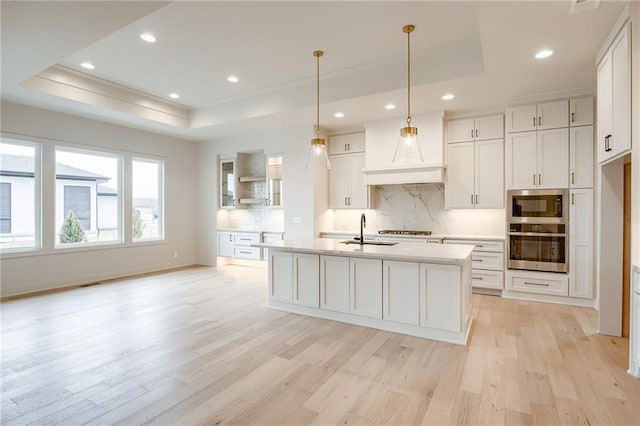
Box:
(256, 238), (474, 345)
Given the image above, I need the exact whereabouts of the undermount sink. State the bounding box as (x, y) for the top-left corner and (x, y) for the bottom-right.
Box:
(340, 240), (398, 246)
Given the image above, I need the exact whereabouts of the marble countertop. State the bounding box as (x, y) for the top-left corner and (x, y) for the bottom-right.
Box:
(255, 238), (474, 265)
(319, 231), (504, 241)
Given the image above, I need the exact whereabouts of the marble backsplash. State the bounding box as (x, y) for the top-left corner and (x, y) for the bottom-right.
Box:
(331, 183), (506, 237)
(217, 207), (284, 232)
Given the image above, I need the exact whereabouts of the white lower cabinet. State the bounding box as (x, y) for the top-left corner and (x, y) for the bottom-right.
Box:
(383, 260), (420, 325)
(420, 263), (461, 332)
(269, 251), (293, 303)
(350, 258), (383, 319)
(218, 231), (234, 257)
(444, 239), (504, 291)
(293, 253), (319, 308)
(506, 270), (568, 297)
(569, 189), (593, 299)
(320, 255), (350, 313)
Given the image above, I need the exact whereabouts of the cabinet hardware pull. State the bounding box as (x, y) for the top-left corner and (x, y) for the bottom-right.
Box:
(571, 112), (575, 123)
(533, 174), (536, 186)
(571, 172), (575, 184)
(538, 174), (541, 185)
(344, 143), (347, 151)
(239, 251), (251, 254)
(476, 245), (483, 248)
(471, 194), (474, 205)
(345, 197), (348, 206)
(474, 259), (484, 262)
(475, 129), (478, 138)
(572, 193), (575, 205)
(475, 194), (478, 204)
(471, 129), (474, 138)
(472, 276), (483, 280)
(538, 116), (541, 126)
(348, 197), (351, 206)
(524, 281), (550, 287)
(347, 143), (350, 151)
(533, 117), (536, 127)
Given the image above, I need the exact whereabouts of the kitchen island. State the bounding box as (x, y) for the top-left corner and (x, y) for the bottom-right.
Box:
(256, 238), (474, 345)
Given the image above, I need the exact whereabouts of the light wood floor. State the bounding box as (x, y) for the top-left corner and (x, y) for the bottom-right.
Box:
(1, 265), (638, 425)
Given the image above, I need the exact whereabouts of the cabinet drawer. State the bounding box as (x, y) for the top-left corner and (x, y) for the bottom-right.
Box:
(443, 239), (504, 252)
(471, 270), (503, 290)
(233, 233), (261, 246)
(472, 252), (504, 271)
(234, 246), (261, 260)
(506, 271), (568, 296)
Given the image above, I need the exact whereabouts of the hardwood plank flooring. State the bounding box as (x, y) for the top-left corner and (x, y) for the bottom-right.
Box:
(1, 265), (638, 425)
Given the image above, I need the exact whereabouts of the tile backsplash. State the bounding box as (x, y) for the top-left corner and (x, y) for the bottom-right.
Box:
(332, 184), (505, 236)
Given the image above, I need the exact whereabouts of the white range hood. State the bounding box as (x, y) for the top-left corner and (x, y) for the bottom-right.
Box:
(363, 111), (444, 185)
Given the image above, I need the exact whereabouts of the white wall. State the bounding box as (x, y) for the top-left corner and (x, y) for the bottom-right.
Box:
(0, 101), (198, 297)
(197, 125), (325, 266)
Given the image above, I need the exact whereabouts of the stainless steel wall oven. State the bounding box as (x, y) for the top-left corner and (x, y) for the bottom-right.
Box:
(507, 189), (569, 273)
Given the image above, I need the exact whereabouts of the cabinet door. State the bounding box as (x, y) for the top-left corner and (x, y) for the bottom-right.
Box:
(266, 154), (283, 208)
(220, 159), (236, 208)
(218, 231), (234, 257)
(329, 134), (350, 155)
(320, 255), (350, 313)
(570, 126), (594, 188)
(383, 260), (419, 325)
(293, 253), (319, 307)
(345, 132), (365, 153)
(597, 53), (613, 163)
(506, 104), (536, 133)
(537, 128), (569, 189)
(445, 142), (475, 208)
(610, 24), (631, 159)
(569, 189), (593, 299)
(329, 155), (349, 208)
(447, 118), (475, 143)
(347, 153), (368, 209)
(350, 258), (382, 319)
(419, 263), (461, 332)
(570, 97), (593, 127)
(269, 251), (292, 303)
(537, 100), (568, 130)
(475, 139), (504, 208)
(475, 115), (504, 140)
(505, 132), (537, 189)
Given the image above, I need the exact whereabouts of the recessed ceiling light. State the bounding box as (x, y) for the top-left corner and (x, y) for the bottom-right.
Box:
(384, 103), (396, 110)
(227, 75), (239, 83)
(535, 49), (554, 59)
(442, 93), (455, 100)
(140, 33), (157, 43)
(80, 62), (95, 70)
(169, 93), (180, 99)
(334, 112), (345, 118)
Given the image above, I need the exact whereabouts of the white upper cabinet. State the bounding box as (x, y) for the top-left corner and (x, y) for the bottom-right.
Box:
(447, 115), (503, 143)
(569, 97), (594, 127)
(597, 22), (631, 164)
(570, 126), (594, 188)
(329, 152), (368, 209)
(506, 100), (568, 133)
(446, 139), (503, 209)
(506, 129), (568, 189)
(329, 132), (365, 155)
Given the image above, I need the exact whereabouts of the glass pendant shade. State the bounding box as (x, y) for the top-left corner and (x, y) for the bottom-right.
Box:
(307, 137), (331, 169)
(393, 125), (423, 164)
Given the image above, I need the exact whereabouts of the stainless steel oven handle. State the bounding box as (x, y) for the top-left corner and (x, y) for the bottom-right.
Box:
(508, 232), (567, 237)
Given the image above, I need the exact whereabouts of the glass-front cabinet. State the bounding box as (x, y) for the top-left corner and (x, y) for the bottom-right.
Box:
(220, 158), (236, 208)
(266, 154), (283, 208)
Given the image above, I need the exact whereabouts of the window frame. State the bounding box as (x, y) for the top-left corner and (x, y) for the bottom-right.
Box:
(0, 138), (42, 253)
(131, 156), (165, 242)
(54, 146), (123, 249)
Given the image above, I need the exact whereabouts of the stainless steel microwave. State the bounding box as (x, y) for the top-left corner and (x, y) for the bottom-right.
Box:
(507, 189), (568, 224)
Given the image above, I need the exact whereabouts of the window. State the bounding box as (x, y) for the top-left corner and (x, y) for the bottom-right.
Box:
(56, 148), (121, 246)
(63, 186), (90, 229)
(132, 158), (164, 241)
(0, 183), (11, 233)
(0, 140), (39, 251)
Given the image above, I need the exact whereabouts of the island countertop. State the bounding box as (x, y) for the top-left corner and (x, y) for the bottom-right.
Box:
(255, 238), (474, 265)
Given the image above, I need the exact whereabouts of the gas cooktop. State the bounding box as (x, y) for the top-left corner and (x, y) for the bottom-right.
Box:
(377, 230), (432, 236)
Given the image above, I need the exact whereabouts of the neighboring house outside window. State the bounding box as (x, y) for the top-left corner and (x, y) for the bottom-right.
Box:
(63, 185), (91, 229)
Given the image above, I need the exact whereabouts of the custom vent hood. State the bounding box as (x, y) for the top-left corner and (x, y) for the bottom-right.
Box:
(362, 111), (445, 185)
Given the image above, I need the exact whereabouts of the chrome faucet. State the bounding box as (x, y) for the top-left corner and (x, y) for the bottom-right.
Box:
(360, 213), (366, 245)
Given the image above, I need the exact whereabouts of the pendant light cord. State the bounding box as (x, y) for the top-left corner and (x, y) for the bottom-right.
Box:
(406, 28), (411, 126)
(316, 53), (320, 137)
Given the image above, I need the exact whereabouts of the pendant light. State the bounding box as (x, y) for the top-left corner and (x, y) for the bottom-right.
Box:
(393, 24), (424, 164)
(307, 50), (331, 170)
